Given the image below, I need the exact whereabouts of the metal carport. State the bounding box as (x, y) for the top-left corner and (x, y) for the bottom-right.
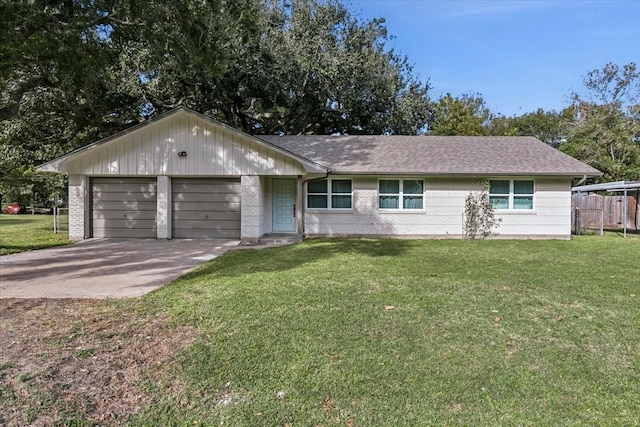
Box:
(572, 181), (640, 238)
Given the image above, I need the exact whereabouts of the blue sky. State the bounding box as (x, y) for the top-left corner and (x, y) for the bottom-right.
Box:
(347, 0), (639, 117)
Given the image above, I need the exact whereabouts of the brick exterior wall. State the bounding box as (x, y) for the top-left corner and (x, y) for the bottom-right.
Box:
(67, 174), (86, 240)
(241, 175), (261, 241)
(156, 176), (170, 239)
(303, 177), (572, 238)
(258, 176), (270, 237)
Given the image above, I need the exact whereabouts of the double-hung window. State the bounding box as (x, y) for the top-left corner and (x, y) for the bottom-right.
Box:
(379, 179), (424, 210)
(307, 179), (352, 209)
(489, 179), (534, 210)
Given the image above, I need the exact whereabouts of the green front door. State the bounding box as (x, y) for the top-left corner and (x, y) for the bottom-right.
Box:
(272, 179), (296, 233)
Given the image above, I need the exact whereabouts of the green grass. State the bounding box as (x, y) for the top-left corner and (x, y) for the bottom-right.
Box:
(0, 214), (70, 255)
(132, 236), (640, 426)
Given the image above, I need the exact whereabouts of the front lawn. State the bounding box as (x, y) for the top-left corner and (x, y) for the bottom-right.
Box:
(1, 236), (638, 426)
(137, 236), (639, 425)
(0, 214), (70, 255)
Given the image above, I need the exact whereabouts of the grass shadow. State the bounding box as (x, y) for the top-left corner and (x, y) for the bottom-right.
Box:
(0, 216), (43, 225)
(0, 242), (71, 256)
(180, 238), (416, 281)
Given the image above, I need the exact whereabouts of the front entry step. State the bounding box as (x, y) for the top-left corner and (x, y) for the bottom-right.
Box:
(259, 234), (303, 244)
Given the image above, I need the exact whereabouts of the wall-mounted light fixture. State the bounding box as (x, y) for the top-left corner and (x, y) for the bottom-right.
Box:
(177, 151), (187, 157)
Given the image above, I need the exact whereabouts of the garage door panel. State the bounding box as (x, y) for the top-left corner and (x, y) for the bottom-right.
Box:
(173, 229), (240, 239)
(92, 210), (157, 221)
(91, 201), (157, 212)
(174, 220), (240, 229)
(92, 183), (157, 193)
(173, 211), (240, 221)
(172, 184), (240, 192)
(173, 202), (241, 212)
(91, 219), (158, 229)
(93, 177), (154, 183)
(93, 229), (157, 239)
(92, 179), (157, 192)
(92, 192), (157, 202)
(172, 178), (241, 239)
(172, 193), (241, 203)
(91, 178), (157, 238)
(171, 178), (240, 190)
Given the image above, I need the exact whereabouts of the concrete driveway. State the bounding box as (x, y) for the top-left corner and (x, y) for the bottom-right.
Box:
(0, 239), (244, 299)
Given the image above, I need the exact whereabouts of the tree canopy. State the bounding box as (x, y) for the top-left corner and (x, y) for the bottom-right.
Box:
(562, 62), (640, 181)
(0, 0), (430, 205)
(426, 93), (493, 136)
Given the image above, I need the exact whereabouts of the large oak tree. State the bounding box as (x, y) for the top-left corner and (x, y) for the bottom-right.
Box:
(0, 0), (430, 205)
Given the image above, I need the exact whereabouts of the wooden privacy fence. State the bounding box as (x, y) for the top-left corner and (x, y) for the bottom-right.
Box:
(572, 193), (639, 233)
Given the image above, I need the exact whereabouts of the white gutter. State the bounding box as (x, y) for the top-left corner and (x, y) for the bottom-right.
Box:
(572, 181), (640, 192)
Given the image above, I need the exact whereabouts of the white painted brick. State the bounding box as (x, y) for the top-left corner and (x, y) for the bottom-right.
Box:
(259, 176), (270, 236)
(156, 176), (170, 239)
(67, 174), (85, 240)
(241, 175), (262, 239)
(303, 177), (572, 238)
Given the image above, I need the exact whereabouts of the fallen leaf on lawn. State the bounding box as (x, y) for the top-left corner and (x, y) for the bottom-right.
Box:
(323, 352), (340, 361)
(385, 305), (396, 311)
(323, 396), (332, 410)
(494, 316), (501, 324)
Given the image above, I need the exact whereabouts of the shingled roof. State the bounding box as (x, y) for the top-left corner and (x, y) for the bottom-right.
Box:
(258, 135), (602, 177)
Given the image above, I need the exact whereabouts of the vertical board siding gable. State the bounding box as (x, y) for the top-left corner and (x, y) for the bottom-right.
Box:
(61, 111), (305, 176)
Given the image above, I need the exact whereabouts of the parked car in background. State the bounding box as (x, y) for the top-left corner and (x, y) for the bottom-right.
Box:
(6, 203), (26, 214)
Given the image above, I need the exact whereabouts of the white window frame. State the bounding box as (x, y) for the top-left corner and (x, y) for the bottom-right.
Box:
(306, 178), (353, 210)
(378, 178), (425, 211)
(489, 179), (535, 211)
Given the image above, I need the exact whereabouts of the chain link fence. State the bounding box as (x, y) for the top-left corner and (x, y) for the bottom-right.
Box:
(53, 207), (69, 234)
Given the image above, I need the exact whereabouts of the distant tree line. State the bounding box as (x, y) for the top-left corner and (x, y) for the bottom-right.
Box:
(1, 0), (638, 206)
(426, 63), (639, 183)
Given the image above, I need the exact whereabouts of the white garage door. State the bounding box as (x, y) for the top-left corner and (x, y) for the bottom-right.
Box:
(172, 178), (241, 239)
(91, 178), (157, 238)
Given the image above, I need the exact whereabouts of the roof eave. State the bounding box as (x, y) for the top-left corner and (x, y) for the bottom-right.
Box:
(36, 159), (65, 173)
(328, 170), (603, 177)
